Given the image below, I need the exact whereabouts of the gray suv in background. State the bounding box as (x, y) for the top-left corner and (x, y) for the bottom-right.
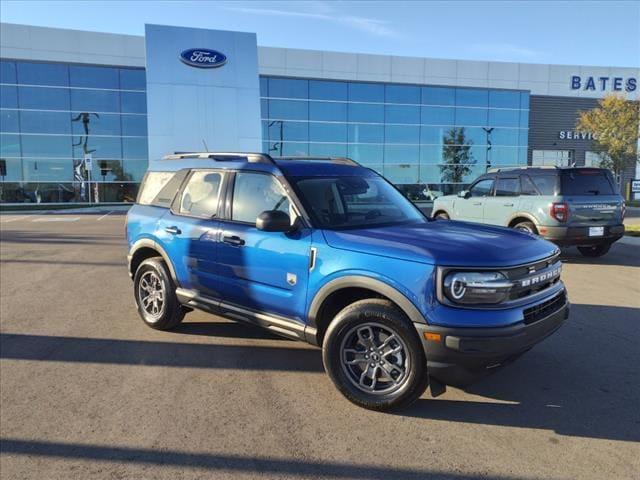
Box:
(432, 167), (625, 257)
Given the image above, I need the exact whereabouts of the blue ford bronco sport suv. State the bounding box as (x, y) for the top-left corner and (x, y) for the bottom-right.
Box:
(127, 153), (569, 410)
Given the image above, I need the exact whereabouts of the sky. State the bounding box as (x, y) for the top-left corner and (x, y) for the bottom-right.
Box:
(1, 0), (639, 67)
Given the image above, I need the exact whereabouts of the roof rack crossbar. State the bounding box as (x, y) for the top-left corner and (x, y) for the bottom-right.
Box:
(276, 156), (361, 167)
(163, 152), (276, 165)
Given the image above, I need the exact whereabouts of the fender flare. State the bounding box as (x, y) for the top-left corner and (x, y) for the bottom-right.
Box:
(128, 238), (180, 285)
(507, 212), (539, 228)
(306, 275), (427, 330)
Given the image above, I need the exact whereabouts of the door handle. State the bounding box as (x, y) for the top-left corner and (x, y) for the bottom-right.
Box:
(165, 226), (181, 235)
(503, 203), (514, 207)
(222, 235), (245, 246)
(472, 202), (482, 206)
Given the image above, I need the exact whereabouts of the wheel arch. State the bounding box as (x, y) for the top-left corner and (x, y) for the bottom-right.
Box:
(128, 238), (179, 284)
(507, 212), (539, 229)
(306, 276), (426, 346)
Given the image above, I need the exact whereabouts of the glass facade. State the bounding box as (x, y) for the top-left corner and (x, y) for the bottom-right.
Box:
(261, 76), (529, 199)
(0, 59), (147, 203)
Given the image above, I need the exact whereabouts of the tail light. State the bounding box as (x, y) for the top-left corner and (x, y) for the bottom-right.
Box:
(621, 202), (626, 220)
(550, 202), (569, 222)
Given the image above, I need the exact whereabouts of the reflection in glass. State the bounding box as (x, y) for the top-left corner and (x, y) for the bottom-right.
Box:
(309, 102), (347, 122)
(19, 86), (70, 110)
(0, 110), (19, 133)
(439, 127), (476, 183)
(21, 110), (72, 134)
(71, 89), (120, 112)
(309, 80), (348, 101)
(22, 135), (72, 158)
(17, 62), (69, 86)
(1, 60), (17, 84)
(70, 65), (119, 89)
(309, 142), (347, 157)
(309, 122), (347, 142)
(348, 82), (384, 102)
(1, 85), (18, 108)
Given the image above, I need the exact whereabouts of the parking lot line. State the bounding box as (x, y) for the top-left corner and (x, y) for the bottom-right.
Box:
(32, 217), (80, 223)
(1, 215), (33, 224)
(97, 211), (114, 221)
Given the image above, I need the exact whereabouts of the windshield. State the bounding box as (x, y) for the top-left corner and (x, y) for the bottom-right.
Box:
(289, 175), (427, 230)
(560, 169), (615, 196)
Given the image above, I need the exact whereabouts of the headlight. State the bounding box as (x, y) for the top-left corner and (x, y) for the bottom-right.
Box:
(443, 271), (513, 305)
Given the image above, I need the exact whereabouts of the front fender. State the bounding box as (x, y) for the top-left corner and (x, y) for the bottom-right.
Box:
(128, 237), (180, 285)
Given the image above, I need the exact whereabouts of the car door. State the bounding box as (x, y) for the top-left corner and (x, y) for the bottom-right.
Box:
(216, 171), (312, 322)
(156, 169), (224, 295)
(483, 176), (520, 225)
(454, 177), (494, 222)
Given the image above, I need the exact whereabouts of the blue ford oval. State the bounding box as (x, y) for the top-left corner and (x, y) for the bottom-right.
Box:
(179, 48), (227, 68)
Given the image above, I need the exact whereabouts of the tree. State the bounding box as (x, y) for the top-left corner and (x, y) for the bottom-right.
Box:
(576, 94), (639, 187)
(439, 127), (476, 184)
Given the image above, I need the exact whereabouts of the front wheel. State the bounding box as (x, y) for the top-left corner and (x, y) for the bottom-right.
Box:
(134, 257), (185, 330)
(322, 299), (429, 411)
(577, 243), (611, 257)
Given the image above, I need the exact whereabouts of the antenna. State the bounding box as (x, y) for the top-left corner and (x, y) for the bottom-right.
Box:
(202, 139), (210, 152)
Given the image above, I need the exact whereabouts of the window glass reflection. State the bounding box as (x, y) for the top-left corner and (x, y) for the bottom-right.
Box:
(259, 77), (268, 97)
(0, 158), (21, 181)
(121, 91), (146, 114)
(420, 126), (448, 145)
(19, 86), (70, 110)
(422, 87), (455, 106)
(421, 106), (454, 125)
(0, 134), (21, 157)
(385, 105), (420, 124)
(489, 146), (520, 165)
(347, 144), (384, 164)
(384, 164), (419, 184)
(268, 78), (308, 99)
(71, 89), (120, 112)
(119, 69), (146, 90)
(268, 142), (308, 156)
(269, 100), (308, 120)
(0, 110), (19, 133)
(385, 125), (419, 144)
(20, 110), (71, 134)
(91, 159), (127, 181)
(488, 90), (520, 108)
(348, 82), (384, 102)
(419, 145), (444, 164)
(520, 93), (530, 110)
(123, 160), (148, 181)
(22, 134), (72, 158)
(309, 122), (347, 142)
(385, 85), (420, 104)
(519, 110), (529, 128)
(348, 103), (384, 123)
(309, 142), (347, 157)
(347, 123), (384, 143)
(455, 88), (488, 107)
(268, 120), (308, 142)
(71, 112), (121, 136)
(1, 61), (17, 84)
(488, 109), (520, 127)
(70, 65), (119, 89)
(384, 145), (420, 163)
(309, 80), (348, 101)
(455, 107), (487, 126)
(491, 128), (520, 146)
(23, 158), (74, 181)
(17, 62), (69, 86)
(73, 136), (122, 159)
(121, 115), (147, 136)
(122, 137), (148, 159)
(1, 85), (18, 108)
(309, 101), (347, 121)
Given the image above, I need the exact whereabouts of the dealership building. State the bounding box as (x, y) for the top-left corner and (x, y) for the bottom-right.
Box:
(0, 22), (638, 204)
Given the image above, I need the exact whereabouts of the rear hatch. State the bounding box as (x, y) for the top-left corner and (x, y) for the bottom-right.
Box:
(560, 169), (623, 226)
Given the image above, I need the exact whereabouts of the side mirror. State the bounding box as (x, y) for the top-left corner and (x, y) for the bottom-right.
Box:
(256, 210), (291, 232)
(458, 190), (471, 199)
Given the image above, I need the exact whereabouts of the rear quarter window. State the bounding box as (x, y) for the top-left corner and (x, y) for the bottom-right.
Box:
(560, 170), (615, 196)
(137, 170), (189, 207)
(530, 175), (559, 196)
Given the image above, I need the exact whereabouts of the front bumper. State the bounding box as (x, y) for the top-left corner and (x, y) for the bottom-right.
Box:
(541, 224), (624, 247)
(415, 292), (569, 386)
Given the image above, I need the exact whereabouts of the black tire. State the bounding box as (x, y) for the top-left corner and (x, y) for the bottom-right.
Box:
(322, 299), (429, 411)
(133, 257), (185, 330)
(577, 243), (611, 257)
(434, 211), (449, 220)
(513, 220), (537, 234)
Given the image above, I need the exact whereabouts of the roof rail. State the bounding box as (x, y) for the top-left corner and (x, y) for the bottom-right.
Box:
(162, 152), (276, 165)
(487, 166), (558, 173)
(277, 156), (361, 167)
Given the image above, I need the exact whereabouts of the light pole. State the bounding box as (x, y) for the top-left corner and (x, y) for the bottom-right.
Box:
(482, 127), (494, 172)
(268, 120), (283, 156)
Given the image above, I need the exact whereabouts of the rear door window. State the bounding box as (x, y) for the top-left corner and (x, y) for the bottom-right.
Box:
(495, 177), (519, 196)
(520, 175), (539, 195)
(179, 170), (223, 218)
(560, 169), (615, 196)
(530, 175), (558, 196)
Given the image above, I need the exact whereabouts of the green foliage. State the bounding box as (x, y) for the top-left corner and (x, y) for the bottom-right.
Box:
(439, 127), (476, 184)
(577, 95), (639, 181)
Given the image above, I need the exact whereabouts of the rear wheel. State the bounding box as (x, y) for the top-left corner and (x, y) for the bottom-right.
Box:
(134, 257), (185, 330)
(434, 211), (449, 220)
(513, 220), (537, 234)
(322, 299), (429, 411)
(578, 243), (611, 257)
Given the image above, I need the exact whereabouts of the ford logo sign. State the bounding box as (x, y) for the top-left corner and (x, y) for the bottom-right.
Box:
(179, 48), (227, 68)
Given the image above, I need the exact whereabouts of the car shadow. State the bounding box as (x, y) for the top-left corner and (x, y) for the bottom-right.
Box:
(399, 302), (640, 443)
(174, 319), (290, 341)
(559, 242), (640, 267)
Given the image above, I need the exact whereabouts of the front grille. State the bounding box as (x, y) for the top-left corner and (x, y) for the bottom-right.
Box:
(504, 253), (562, 301)
(523, 291), (566, 325)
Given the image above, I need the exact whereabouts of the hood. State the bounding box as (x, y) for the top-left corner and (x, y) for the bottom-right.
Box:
(322, 221), (558, 267)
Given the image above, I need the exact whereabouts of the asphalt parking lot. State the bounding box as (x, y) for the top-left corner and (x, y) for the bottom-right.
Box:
(0, 211), (639, 480)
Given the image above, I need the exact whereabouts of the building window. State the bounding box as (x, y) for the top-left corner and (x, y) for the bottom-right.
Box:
(532, 150), (573, 167)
